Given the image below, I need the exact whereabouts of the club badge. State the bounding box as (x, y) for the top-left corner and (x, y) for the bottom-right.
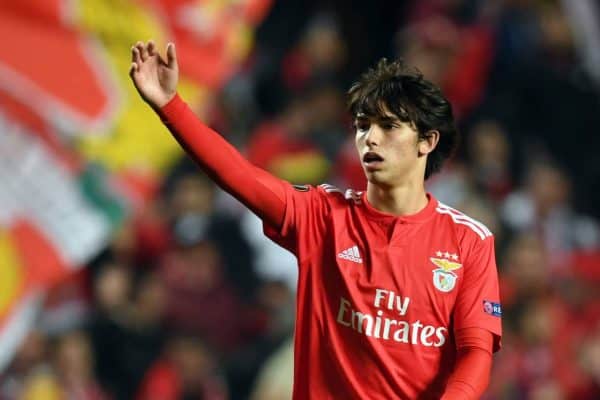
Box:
(430, 253), (462, 292)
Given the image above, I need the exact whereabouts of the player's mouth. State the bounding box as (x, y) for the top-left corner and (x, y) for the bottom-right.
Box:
(363, 151), (384, 170)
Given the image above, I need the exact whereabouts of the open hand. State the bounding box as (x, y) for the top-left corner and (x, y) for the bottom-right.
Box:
(129, 41), (178, 108)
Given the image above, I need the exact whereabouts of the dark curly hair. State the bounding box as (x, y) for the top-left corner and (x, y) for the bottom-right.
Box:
(347, 58), (459, 180)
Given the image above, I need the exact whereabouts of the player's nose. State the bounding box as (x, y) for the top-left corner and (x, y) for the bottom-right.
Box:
(365, 125), (383, 147)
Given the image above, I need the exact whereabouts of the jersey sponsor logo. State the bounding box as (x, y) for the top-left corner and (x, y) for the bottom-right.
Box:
(336, 288), (448, 347)
(292, 184), (310, 192)
(483, 300), (502, 317)
(430, 254), (462, 292)
(338, 245), (363, 264)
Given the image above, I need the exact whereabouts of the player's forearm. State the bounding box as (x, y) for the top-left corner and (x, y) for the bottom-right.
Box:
(158, 94), (286, 227)
(440, 327), (493, 400)
(440, 347), (491, 400)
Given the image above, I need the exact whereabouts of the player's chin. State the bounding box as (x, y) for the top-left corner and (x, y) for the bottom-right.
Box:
(364, 170), (384, 184)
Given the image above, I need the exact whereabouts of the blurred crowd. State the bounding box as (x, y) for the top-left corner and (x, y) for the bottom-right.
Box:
(2, 0), (600, 399)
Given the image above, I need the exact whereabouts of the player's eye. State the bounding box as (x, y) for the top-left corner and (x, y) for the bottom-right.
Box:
(379, 120), (400, 130)
(354, 120), (370, 132)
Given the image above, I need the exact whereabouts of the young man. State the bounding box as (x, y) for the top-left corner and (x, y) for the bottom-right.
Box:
(130, 41), (502, 399)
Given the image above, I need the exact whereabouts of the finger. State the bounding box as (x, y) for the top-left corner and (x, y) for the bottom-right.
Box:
(147, 40), (156, 57)
(166, 42), (177, 69)
(136, 42), (148, 62)
(129, 62), (138, 77)
(131, 46), (141, 65)
(135, 41), (144, 54)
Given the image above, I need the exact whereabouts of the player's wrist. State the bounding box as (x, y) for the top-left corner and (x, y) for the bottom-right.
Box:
(152, 90), (176, 109)
(156, 92), (184, 122)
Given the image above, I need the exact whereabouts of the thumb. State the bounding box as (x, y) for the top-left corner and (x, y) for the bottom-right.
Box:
(166, 43), (177, 69)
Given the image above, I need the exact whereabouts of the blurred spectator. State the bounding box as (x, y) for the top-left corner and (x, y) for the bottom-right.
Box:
(161, 160), (258, 298)
(88, 262), (164, 399)
(246, 95), (330, 185)
(131, 272), (167, 332)
(249, 336), (294, 400)
(225, 280), (294, 399)
(0, 330), (50, 399)
(466, 120), (513, 203)
(426, 161), (472, 208)
(39, 272), (90, 337)
(397, 11), (495, 119)
(500, 234), (549, 314)
(281, 13), (346, 93)
(501, 161), (600, 266)
(137, 335), (228, 400)
(53, 330), (108, 399)
(158, 233), (246, 354)
(560, 0), (600, 86)
(254, 281), (295, 340)
(157, 167), (253, 353)
(92, 262), (131, 316)
(240, 210), (298, 292)
(20, 370), (63, 400)
(304, 79), (347, 163)
(578, 326), (600, 397)
(109, 222), (139, 267)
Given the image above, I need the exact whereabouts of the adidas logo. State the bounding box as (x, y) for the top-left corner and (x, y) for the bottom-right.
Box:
(338, 245), (363, 264)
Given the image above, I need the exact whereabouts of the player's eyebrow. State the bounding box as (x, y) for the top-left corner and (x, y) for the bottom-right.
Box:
(377, 115), (399, 122)
(355, 113), (400, 124)
(376, 116), (401, 124)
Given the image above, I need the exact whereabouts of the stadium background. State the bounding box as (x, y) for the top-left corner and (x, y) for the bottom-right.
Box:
(1, 0), (599, 398)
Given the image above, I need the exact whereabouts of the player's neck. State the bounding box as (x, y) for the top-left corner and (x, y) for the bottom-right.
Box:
(366, 181), (428, 217)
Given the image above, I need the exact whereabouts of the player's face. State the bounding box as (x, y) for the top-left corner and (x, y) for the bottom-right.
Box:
(354, 111), (425, 187)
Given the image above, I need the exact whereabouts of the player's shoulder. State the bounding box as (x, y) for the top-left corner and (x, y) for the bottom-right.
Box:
(317, 183), (363, 206)
(434, 201), (493, 242)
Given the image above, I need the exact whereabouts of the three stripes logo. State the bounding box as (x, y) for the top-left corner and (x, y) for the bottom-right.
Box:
(338, 245), (363, 264)
(435, 203), (492, 240)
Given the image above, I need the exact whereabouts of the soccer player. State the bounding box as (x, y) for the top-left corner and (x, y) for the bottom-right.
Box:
(130, 41), (502, 399)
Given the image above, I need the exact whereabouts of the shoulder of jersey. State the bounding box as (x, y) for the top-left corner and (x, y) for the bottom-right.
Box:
(435, 201), (493, 241)
(318, 183), (363, 205)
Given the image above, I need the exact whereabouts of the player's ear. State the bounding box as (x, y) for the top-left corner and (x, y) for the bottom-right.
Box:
(418, 130), (439, 156)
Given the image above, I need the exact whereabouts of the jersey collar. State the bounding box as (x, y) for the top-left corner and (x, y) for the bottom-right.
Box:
(361, 192), (438, 224)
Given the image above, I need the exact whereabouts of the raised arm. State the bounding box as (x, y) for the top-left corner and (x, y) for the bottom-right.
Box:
(129, 41), (286, 228)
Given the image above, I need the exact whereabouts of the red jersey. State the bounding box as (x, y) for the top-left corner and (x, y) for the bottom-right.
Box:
(265, 184), (502, 399)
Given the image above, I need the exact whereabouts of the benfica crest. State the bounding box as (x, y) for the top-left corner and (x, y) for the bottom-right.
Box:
(430, 257), (462, 292)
